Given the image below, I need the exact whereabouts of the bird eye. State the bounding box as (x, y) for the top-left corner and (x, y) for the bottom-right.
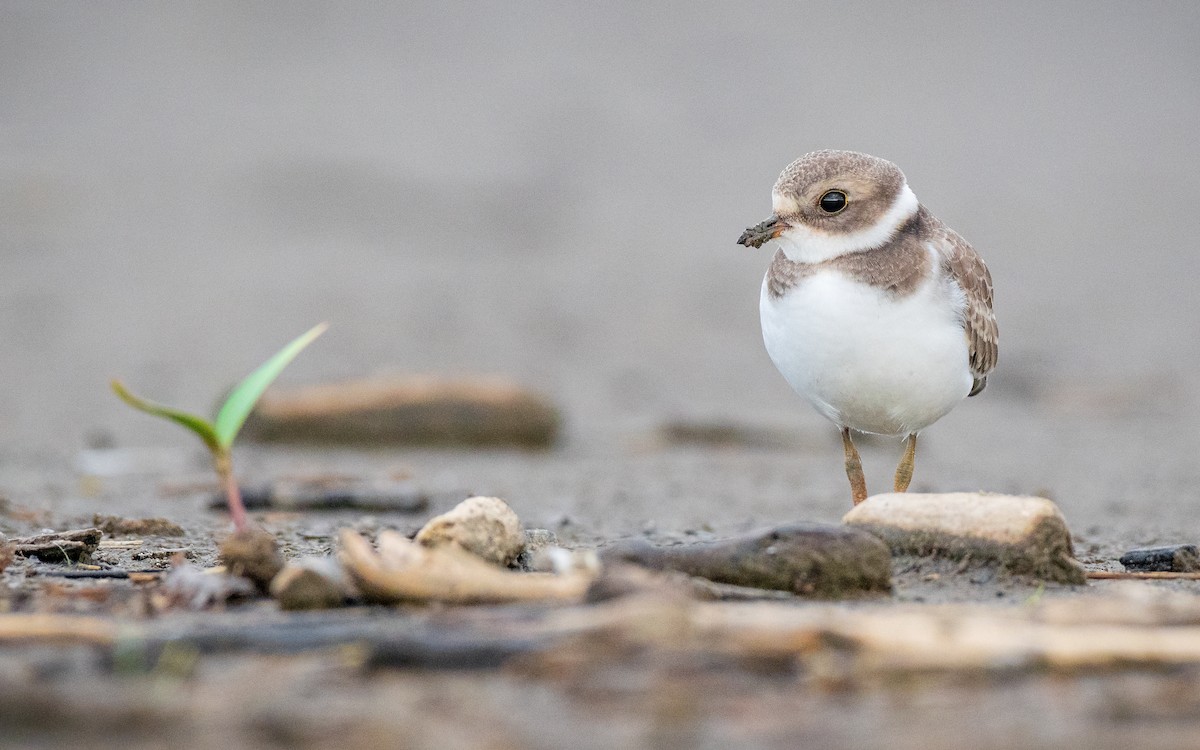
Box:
(819, 190), (847, 214)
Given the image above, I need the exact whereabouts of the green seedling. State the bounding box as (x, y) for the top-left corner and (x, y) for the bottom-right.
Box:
(111, 322), (328, 531)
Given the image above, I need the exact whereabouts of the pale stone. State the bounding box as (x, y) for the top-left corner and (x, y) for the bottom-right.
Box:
(270, 557), (357, 610)
(843, 492), (1084, 584)
(414, 496), (524, 566)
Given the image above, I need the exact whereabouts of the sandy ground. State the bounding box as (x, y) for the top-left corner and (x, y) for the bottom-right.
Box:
(5, 2), (1200, 747)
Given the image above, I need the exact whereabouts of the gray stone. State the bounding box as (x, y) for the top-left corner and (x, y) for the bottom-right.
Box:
(243, 375), (561, 448)
(600, 523), (892, 598)
(1120, 545), (1200, 572)
(844, 492), (1085, 584)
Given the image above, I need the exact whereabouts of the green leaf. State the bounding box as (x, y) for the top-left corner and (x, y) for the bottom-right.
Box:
(213, 322), (328, 449)
(111, 379), (221, 453)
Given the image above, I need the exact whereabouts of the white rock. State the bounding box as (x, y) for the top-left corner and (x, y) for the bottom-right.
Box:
(415, 496), (524, 566)
(843, 492), (1084, 584)
(270, 557), (357, 610)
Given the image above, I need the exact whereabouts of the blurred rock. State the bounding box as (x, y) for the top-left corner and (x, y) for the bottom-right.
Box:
(218, 527), (284, 593)
(415, 496), (524, 566)
(215, 476), (428, 513)
(339, 529), (593, 605)
(844, 493), (1085, 584)
(11, 528), (103, 563)
(243, 375), (561, 448)
(270, 557), (357, 610)
(1120, 545), (1200, 572)
(600, 524), (892, 598)
(93, 514), (185, 537)
(650, 419), (799, 449)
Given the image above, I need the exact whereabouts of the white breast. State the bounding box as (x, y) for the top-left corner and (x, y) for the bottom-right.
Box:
(759, 252), (973, 436)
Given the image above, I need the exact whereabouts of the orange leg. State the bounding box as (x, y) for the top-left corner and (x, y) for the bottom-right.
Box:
(841, 427), (868, 506)
(893, 433), (917, 493)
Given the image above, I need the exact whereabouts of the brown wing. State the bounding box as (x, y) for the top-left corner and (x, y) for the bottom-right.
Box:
(933, 226), (998, 395)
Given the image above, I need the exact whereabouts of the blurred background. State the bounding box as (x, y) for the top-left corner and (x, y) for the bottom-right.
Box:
(2, 2), (1200, 532)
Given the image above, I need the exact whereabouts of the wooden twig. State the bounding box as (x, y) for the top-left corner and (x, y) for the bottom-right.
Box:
(1087, 570), (1200, 580)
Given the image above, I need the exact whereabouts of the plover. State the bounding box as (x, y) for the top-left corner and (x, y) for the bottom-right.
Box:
(738, 150), (997, 505)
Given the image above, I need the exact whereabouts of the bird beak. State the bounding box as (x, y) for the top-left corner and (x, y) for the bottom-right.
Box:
(737, 214), (789, 248)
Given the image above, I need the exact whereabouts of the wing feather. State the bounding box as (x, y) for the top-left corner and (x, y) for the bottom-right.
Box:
(932, 226), (998, 393)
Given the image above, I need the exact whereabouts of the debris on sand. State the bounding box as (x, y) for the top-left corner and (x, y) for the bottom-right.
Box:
(415, 496), (525, 566)
(600, 523), (893, 598)
(92, 514), (186, 537)
(339, 529), (594, 605)
(215, 475), (429, 513)
(218, 527), (284, 593)
(1119, 544), (1200, 572)
(10, 528), (103, 563)
(242, 375), (561, 448)
(844, 492), (1085, 584)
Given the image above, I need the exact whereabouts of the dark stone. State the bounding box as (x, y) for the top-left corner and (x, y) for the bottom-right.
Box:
(599, 523), (892, 598)
(513, 528), (559, 571)
(1120, 545), (1200, 572)
(844, 494), (1087, 585)
(856, 515), (1087, 585)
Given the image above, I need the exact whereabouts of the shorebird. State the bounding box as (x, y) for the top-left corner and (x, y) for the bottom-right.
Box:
(738, 150), (997, 505)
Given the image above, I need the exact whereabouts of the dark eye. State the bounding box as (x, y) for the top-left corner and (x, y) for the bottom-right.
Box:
(819, 190), (847, 214)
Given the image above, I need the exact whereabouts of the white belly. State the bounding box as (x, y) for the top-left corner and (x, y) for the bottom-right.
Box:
(760, 268), (972, 436)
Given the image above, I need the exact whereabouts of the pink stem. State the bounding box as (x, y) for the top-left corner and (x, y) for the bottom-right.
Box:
(214, 451), (247, 532)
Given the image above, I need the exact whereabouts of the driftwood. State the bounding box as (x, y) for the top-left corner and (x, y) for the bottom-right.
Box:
(217, 477), (429, 513)
(339, 529), (593, 605)
(10, 528), (103, 562)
